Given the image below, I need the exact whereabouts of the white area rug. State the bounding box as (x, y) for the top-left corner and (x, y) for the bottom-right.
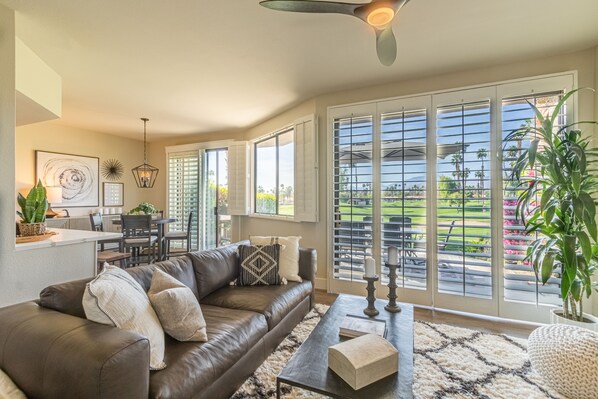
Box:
(232, 304), (563, 399)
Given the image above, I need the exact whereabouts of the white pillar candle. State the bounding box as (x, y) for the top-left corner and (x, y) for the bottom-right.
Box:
(365, 257), (376, 277)
(388, 246), (398, 265)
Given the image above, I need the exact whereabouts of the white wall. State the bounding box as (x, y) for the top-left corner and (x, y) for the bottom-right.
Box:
(0, 5), (96, 307)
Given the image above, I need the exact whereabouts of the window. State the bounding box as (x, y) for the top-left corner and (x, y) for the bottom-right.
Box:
(329, 73), (574, 322)
(254, 127), (295, 216)
(167, 151), (199, 250)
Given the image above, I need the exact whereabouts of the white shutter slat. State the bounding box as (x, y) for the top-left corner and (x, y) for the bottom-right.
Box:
(294, 115), (318, 222)
(227, 141), (250, 215)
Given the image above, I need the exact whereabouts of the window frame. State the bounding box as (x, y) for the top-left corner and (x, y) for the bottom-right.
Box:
(252, 125), (295, 219)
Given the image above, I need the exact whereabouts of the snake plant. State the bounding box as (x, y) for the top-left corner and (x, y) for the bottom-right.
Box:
(505, 88), (598, 322)
(17, 179), (48, 224)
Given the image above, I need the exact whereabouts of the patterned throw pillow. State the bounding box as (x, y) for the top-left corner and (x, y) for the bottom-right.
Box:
(238, 244), (283, 286)
(250, 236), (302, 282)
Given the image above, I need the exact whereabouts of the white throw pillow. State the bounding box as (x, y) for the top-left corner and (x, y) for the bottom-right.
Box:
(0, 369), (26, 399)
(82, 265), (166, 370)
(148, 269), (208, 342)
(250, 236), (302, 282)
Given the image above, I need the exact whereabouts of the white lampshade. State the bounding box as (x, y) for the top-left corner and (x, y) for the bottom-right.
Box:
(46, 186), (63, 204)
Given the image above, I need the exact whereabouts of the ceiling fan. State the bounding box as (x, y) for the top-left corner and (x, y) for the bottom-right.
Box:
(259, 0), (410, 66)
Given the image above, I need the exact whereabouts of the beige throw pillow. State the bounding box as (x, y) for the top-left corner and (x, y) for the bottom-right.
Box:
(0, 369), (26, 399)
(250, 236), (302, 282)
(82, 265), (166, 370)
(148, 269), (208, 342)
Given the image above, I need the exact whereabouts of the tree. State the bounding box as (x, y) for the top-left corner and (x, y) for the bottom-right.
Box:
(284, 185), (293, 203)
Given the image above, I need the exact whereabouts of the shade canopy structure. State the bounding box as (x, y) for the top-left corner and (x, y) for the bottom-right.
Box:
(337, 142), (468, 165)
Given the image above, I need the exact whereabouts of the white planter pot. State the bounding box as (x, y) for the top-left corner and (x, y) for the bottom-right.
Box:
(550, 308), (598, 332)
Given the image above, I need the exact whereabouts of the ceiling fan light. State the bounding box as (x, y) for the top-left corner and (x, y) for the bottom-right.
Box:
(367, 7), (395, 28)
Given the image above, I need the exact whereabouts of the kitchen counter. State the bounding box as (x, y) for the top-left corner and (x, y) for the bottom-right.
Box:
(15, 228), (122, 252)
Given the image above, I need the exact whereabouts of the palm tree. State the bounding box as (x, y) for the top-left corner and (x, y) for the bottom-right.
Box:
(474, 170), (484, 197)
(476, 148), (488, 204)
(451, 151), (463, 189)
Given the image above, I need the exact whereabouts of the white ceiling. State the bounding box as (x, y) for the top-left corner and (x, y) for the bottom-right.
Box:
(3, 0), (598, 140)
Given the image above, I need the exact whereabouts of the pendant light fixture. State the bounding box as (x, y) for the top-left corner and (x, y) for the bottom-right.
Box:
(131, 117), (159, 188)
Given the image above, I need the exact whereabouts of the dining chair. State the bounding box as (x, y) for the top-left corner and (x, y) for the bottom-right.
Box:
(89, 213), (123, 252)
(150, 210), (165, 237)
(89, 212), (130, 269)
(164, 211), (193, 259)
(121, 214), (158, 266)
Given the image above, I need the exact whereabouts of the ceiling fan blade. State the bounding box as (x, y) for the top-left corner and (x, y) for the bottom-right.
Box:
(259, 0), (362, 17)
(375, 25), (397, 66)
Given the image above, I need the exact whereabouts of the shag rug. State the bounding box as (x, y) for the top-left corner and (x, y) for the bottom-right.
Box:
(232, 304), (563, 399)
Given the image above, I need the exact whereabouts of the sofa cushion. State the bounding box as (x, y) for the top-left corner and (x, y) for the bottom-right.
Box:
(149, 304), (268, 399)
(187, 243), (240, 300)
(126, 256), (199, 300)
(200, 281), (312, 330)
(148, 270), (207, 342)
(39, 278), (92, 318)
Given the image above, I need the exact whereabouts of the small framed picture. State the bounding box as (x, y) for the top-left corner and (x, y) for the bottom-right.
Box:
(103, 182), (124, 207)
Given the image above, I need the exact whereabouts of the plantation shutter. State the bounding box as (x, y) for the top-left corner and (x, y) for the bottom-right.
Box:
(227, 141), (250, 216)
(435, 98), (493, 298)
(167, 150), (199, 250)
(379, 108), (428, 290)
(331, 107), (375, 282)
(294, 114), (318, 222)
(501, 91), (565, 306)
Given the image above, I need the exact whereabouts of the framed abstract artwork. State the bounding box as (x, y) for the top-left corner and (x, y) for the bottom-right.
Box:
(103, 182), (124, 207)
(36, 150), (100, 207)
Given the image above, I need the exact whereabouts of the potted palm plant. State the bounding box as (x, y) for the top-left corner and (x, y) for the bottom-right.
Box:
(16, 179), (49, 236)
(506, 88), (598, 330)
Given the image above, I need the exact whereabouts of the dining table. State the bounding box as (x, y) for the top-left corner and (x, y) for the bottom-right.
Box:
(112, 216), (177, 262)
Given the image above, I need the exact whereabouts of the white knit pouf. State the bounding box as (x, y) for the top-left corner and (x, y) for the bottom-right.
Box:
(528, 324), (598, 399)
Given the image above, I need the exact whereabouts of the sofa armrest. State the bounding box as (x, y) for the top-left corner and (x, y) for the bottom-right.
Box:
(0, 302), (149, 399)
(298, 247), (317, 307)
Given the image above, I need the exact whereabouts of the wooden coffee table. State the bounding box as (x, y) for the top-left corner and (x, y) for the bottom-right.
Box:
(277, 294), (414, 399)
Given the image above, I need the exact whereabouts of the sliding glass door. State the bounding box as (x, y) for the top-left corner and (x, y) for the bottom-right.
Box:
(203, 148), (231, 249)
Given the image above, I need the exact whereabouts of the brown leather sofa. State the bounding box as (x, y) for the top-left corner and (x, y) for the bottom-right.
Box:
(0, 242), (317, 399)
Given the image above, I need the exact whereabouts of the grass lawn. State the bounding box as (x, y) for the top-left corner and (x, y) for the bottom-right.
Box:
(337, 199), (492, 247)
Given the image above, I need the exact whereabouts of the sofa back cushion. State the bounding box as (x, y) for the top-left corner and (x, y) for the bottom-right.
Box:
(39, 278), (92, 318)
(126, 256), (199, 300)
(40, 256), (197, 317)
(187, 243), (240, 300)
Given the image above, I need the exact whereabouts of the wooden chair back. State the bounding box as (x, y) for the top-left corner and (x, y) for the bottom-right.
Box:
(89, 213), (104, 232)
(121, 214), (152, 238)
